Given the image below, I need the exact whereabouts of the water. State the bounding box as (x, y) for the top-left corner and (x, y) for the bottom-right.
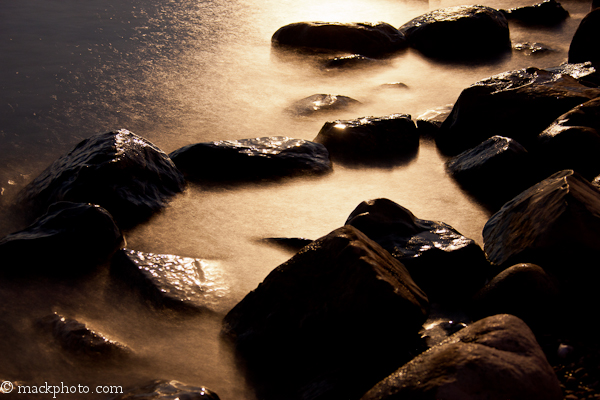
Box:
(0, 0), (593, 398)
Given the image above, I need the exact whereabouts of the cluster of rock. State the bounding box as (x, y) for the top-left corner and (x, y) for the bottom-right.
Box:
(3, 0), (600, 398)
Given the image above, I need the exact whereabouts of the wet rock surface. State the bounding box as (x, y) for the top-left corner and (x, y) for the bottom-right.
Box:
(36, 313), (131, 362)
(111, 379), (220, 400)
(17, 129), (186, 228)
(568, 8), (600, 64)
(361, 314), (563, 400)
(287, 94), (361, 117)
(322, 54), (384, 69)
(345, 198), (490, 303)
(222, 225), (429, 400)
(503, 0), (569, 25)
(271, 22), (407, 58)
(111, 249), (227, 314)
(0, 201), (123, 277)
(436, 64), (600, 155)
(169, 136), (332, 182)
(445, 135), (534, 207)
(482, 170), (600, 284)
(471, 263), (561, 332)
(415, 104), (453, 139)
(399, 5), (510, 60)
(313, 114), (418, 165)
(535, 96), (600, 179)
(513, 41), (553, 56)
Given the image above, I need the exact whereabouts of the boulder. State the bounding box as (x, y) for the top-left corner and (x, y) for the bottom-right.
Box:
(345, 199), (490, 303)
(313, 114), (418, 165)
(535, 96), (600, 179)
(0, 202), (123, 277)
(398, 5), (510, 60)
(471, 264), (561, 331)
(361, 314), (563, 400)
(287, 94), (361, 117)
(503, 0), (569, 25)
(36, 313), (131, 361)
(169, 136), (332, 182)
(271, 22), (407, 58)
(111, 379), (220, 400)
(482, 170), (600, 281)
(222, 225), (429, 400)
(445, 135), (534, 207)
(17, 129), (185, 228)
(436, 65), (600, 155)
(111, 249), (226, 313)
(568, 8), (600, 64)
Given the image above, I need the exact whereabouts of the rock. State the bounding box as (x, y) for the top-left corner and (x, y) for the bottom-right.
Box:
(398, 5), (510, 60)
(111, 249), (226, 313)
(169, 136), (332, 182)
(415, 104), (453, 139)
(471, 264), (561, 331)
(513, 41), (553, 56)
(0, 202), (123, 277)
(420, 320), (468, 348)
(111, 379), (220, 400)
(482, 170), (600, 281)
(222, 225), (429, 400)
(345, 198), (490, 303)
(287, 94), (361, 117)
(36, 313), (131, 361)
(568, 8), (600, 64)
(436, 65), (600, 155)
(259, 237), (314, 252)
(361, 314), (563, 400)
(17, 129), (185, 228)
(535, 96), (600, 179)
(503, 0), (569, 25)
(380, 82), (410, 90)
(322, 54), (384, 69)
(271, 22), (407, 58)
(445, 135), (535, 207)
(313, 114), (418, 165)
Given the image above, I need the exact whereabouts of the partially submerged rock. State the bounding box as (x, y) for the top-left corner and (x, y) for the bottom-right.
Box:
(345, 198), (490, 303)
(17, 129), (185, 228)
(287, 94), (360, 117)
(436, 65), (600, 155)
(37, 313), (131, 362)
(535, 96), (600, 179)
(112, 379), (220, 400)
(314, 114), (418, 165)
(0, 202), (123, 277)
(399, 5), (510, 60)
(415, 104), (453, 139)
(513, 41), (553, 56)
(222, 225), (429, 400)
(169, 136), (332, 182)
(503, 0), (569, 25)
(445, 135), (534, 206)
(272, 22), (407, 58)
(259, 237), (313, 252)
(483, 170), (600, 280)
(471, 264), (561, 331)
(361, 314), (563, 400)
(111, 249), (227, 313)
(568, 8), (600, 64)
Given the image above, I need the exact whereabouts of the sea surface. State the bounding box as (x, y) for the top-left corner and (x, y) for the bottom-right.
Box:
(0, 0), (593, 398)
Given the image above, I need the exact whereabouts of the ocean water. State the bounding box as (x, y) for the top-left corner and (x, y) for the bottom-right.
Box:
(0, 0), (593, 398)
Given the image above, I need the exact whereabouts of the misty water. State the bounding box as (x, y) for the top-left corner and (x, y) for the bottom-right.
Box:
(0, 0), (593, 398)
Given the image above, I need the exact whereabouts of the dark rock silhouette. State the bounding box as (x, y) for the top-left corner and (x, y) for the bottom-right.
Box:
(222, 225), (428, 400)
(361, 314), (563, 400)
(17, 129), (185, 228)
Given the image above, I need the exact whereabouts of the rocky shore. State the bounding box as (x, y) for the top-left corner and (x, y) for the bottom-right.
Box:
(2, 0), (600, 399)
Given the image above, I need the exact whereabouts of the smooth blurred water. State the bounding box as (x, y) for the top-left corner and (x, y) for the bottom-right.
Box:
(0, 0), (593, 397)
